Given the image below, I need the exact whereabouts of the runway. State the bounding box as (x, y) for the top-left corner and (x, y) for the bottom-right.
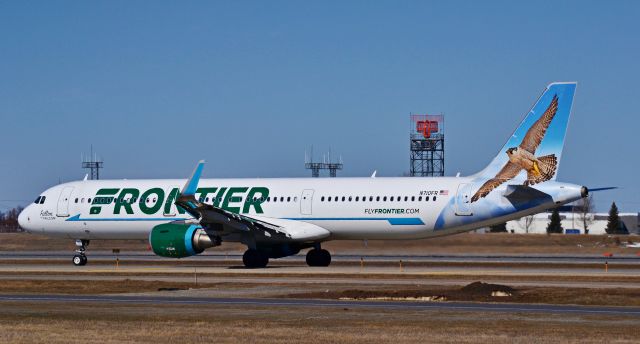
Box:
(1, 253), (639, 291)
(2, 251), (640, 343)
(2, 294), (640, 316)
(2, 251), (640, 264)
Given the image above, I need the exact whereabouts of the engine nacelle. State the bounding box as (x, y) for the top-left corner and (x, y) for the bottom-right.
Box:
(149, 223), (217, 258)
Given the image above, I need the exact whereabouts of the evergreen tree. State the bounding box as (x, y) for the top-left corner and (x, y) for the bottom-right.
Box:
(546, 209), (563, 234)
(606, 202), (621, 235)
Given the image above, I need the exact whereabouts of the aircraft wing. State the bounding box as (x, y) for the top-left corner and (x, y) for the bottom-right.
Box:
(174, 161), (330, 243)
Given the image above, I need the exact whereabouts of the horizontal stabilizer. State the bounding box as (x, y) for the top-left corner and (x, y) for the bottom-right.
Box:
(504, 184), (550, 202)
(589, 187), (617, 192)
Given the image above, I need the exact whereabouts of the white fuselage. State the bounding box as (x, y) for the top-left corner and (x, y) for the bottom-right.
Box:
(18, 176), (584, 242)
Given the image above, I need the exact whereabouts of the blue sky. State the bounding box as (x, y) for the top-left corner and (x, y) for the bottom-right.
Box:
(1, 1), (638, 212)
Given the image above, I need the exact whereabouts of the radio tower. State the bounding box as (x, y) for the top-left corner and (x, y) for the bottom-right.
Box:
(305, 146), (343, 177)
(82, 145), (103, 180)
(410, 114), (444, 177)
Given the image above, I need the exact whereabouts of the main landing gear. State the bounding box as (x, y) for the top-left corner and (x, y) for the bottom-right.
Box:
(72, 239), (89, 266)
(242, 249), (269, 269)
(241, 246), (332, 268)
(306, 247), (331, 267)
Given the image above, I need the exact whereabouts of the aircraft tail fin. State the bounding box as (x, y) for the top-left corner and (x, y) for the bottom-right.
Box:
(476, 82), (577, 181)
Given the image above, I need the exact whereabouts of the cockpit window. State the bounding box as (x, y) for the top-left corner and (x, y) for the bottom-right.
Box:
(34, 196), (41, 204)
(39, 196), (46, 204)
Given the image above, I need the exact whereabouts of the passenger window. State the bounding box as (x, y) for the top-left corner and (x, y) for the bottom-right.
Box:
(383, 196), (387, 201)
(411, 196), (415, 201)
(355, 196), (359, 201)
(280, 197), (284, 202)
(390, 196), (394, 201)
(404, 196), (408, 201)
(287, 197), (291, 202)
(426, 197), (429, 202)
(433, 196), (437, 201)
(321, 196), (325, 202)
(75, 198), (78, 203)
(376, 196), (380, 201)
(87, 198), (91, 203)
(418, 196), (422, 201)
(294, 197), (297, 202)
(369, 196), (373, 201)
(348, 196), (352, 202)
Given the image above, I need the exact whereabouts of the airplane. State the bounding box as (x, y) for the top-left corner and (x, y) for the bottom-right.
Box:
(18, 82), (589, 268)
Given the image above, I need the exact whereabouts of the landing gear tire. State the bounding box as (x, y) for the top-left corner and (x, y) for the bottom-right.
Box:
(73, 239), (89, 266)
(72, 254), (87, 266)
(242, 249), (269, 268)
(306, 249), (331, 267)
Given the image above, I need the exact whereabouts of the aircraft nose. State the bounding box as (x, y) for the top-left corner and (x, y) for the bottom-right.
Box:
(18, 207), (30, 231)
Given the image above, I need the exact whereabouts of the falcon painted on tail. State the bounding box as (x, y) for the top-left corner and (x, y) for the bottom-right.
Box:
(470, 95), (559, 202)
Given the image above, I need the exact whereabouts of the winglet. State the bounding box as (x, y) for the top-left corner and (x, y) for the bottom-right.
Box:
(181, 160), (205, 196)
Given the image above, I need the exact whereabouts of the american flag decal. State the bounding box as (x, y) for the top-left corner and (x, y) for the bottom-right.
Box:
(439, 190), (449, 195)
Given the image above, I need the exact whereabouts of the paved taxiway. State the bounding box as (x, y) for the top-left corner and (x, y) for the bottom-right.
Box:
(3, 253), (640, 320)
(4, 251), (640, 290)
(3, 251), (640, 264)
(2, 294), (640, 316)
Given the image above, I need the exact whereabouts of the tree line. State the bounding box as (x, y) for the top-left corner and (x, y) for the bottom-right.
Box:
(490, 197), (627, 235)
(0, 207), (24, 233)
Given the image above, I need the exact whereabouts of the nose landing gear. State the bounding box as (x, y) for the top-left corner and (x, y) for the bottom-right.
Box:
(72, 239), (89, 266)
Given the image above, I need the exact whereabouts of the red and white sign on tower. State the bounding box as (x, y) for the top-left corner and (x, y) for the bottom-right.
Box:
(411, 114), (443, 139)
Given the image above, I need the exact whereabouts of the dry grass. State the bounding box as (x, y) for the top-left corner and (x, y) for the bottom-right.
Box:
(0, 301), (638, 344)
(0, 279), (247, 294)
(289, 284), (640, 307)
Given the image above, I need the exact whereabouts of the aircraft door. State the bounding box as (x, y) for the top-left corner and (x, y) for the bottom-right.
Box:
(455, 183), (473, 216)
(300, 189), (314, 215)
(56, 186), (75, 217)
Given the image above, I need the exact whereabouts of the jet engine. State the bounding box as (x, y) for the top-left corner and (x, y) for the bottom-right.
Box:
(149, 223), (218, 258)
